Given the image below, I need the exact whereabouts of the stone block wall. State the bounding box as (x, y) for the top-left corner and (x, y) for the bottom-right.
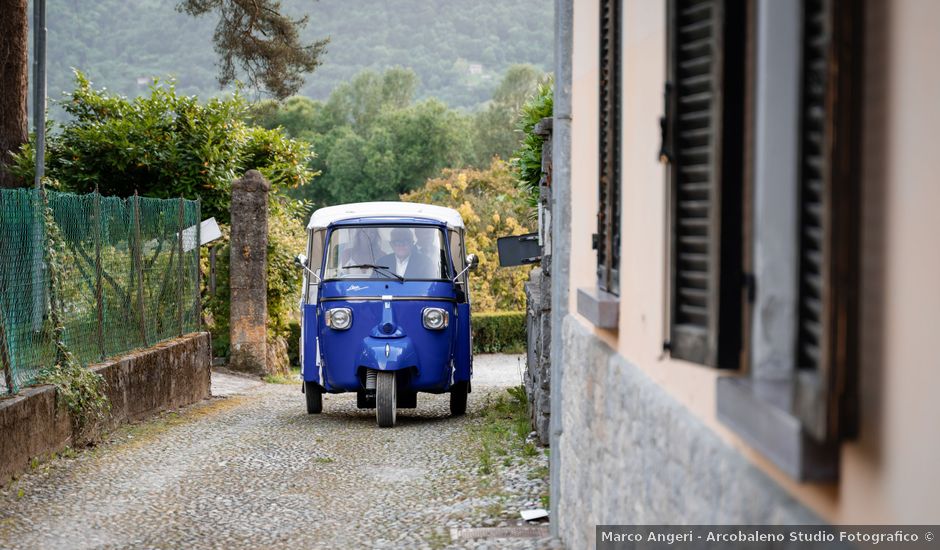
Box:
(556, 317), (819, 550)
(523, 117), (554, 446)
(525, 268), (551, 444)
(0, 332), (211, 485)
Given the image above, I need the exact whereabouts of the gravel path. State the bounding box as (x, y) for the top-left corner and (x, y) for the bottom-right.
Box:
(0, 354), (561, 550)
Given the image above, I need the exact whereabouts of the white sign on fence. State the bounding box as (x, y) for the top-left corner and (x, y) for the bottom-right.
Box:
(182, 217), (222, 252)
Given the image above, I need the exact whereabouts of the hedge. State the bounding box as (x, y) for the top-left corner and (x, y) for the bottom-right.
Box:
(288, 321), (302, 367)
(472, 311), (527, 354)
(288, 310), (527, 362)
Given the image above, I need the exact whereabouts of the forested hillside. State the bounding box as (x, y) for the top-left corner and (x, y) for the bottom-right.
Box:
(37, 0), (553, 115)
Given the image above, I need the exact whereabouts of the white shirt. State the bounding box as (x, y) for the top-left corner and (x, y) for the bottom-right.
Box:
(395, 255), (410, 276)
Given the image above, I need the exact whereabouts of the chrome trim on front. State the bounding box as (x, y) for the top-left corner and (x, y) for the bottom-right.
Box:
(319, 296), (457, 303)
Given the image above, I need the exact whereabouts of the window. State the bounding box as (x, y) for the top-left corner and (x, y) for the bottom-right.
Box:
(578, 0), (623, 329)
(304, 229), (325, 303)
(665, 0), (746, 367)
(715, 0), (862, 481)
(323, 226), (448, 281)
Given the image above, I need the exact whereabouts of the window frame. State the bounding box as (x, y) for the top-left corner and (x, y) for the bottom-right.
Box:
(715, 0), (863, 481)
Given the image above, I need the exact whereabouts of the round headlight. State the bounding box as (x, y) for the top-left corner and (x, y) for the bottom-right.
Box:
(422, 307), (448, 330)
(327, 308), (352, 330)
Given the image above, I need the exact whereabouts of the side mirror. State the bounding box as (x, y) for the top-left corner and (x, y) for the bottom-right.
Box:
(453, 254), (479, 284)
(295, 254), (321, 283)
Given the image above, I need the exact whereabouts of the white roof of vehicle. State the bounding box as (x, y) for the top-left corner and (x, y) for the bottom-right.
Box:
(307, 201), (465, 230)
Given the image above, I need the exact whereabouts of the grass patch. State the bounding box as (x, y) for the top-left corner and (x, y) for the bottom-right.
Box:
(425, 528), (452, 550)
(472, 385), (533, 476)
(263, 367), (301, 385)
(529, 464), (549, 480)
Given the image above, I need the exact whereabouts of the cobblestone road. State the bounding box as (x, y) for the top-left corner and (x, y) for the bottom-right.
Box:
(0, 355), (560, 550)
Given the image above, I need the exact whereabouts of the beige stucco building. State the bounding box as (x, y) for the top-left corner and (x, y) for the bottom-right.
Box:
(548, 0), (940, 546)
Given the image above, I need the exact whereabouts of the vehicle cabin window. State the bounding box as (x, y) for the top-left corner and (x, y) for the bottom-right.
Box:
(450, 229), (466, 283)
(305, 229), (325, 302)
(324, 226), (448, 281)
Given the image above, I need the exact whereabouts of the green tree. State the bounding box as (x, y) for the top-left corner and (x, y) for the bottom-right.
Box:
(10, 72), (313, 223)
(177, 0), (329, 99)
(19, 0), (552, 125)
(253, 67), (472, 208)
(9, 73), (317, 369)
(469, 64), (548, 167)
(248, 96), (323, 140)
(402, 159), (532, 313)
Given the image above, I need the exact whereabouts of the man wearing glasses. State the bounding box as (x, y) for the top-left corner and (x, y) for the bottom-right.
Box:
(377, 227), (437, 279)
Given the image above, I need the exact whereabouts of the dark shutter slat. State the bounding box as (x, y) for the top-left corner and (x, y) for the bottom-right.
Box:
(797, 0), (830, 378)
(598, 0), (621, 295)
(672, 0), (719, 337)
(680, 0), (712, 19)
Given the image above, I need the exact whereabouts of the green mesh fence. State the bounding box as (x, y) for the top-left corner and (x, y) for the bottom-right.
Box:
(0, 189), (201, 394)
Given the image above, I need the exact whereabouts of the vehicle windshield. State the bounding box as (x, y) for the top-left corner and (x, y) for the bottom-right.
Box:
(323, 226), (449, 281)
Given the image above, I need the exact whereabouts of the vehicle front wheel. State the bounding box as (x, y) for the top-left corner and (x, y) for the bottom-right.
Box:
(305, 381), (323, 414)
(450, 380), (469, 416)
(376, 371), (397, 428)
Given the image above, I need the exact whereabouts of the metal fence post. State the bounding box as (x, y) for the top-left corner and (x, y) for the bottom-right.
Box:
(209, 246), (217, 296)
(94, 191), (105, 360)
(41, 189), (66, 367)
(195, 199), (202, 331)
(0, 316), (14, 394)
(178, 197), (185, 337)
(132, 193), (148, 346)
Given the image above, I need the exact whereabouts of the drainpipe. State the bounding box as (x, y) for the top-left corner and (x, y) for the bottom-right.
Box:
(31, 0), (47, 331)
(549, 0), (573, 539)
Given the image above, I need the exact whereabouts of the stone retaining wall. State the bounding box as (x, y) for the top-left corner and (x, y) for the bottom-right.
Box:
(0, 332), (211, 484)
(523, 117), (554, 446)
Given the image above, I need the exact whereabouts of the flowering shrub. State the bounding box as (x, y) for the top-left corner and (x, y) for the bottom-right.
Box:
(402, 159), (532, 312)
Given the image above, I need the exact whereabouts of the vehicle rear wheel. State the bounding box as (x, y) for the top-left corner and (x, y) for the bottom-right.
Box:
(376, 371), (397, 427)
(305, 381), (322, 414)
(450, 380), (468, 416)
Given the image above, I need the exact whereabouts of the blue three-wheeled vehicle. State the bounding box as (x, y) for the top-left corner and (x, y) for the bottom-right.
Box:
(295, 202), (478, 427)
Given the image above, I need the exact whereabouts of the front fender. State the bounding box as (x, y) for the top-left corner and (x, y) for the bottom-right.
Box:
(358, 336), (420, 372)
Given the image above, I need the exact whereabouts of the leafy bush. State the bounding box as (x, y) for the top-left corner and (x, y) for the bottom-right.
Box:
(10, 71), (314, 223)
(402, 159), (533, 312)
(287, 320), (302, 367)
(472, 311), (526, 354)
(11, 73), (317, 371)
(511, 80), (554, 210)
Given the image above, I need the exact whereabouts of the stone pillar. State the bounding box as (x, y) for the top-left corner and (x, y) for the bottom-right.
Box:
(229, 170), (270, 375)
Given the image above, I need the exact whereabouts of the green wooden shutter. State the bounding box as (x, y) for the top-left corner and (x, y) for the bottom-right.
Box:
(795, 0), (861, 442)
(597, 0), (621, 295)
(668, 0), (745, 367)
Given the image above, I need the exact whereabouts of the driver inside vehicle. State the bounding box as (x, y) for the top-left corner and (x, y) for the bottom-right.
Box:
(377, 227), (436, 279)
